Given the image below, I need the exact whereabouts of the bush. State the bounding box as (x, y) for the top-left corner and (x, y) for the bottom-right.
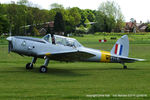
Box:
(146, 24), (150, 32)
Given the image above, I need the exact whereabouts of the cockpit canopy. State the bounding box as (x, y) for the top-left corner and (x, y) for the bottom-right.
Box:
(43, 34), (82, 47)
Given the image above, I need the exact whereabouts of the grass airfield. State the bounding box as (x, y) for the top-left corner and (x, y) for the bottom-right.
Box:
(0, 34), (150, 100)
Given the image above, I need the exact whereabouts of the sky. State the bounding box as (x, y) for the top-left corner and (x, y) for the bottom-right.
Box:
(0, 0), (150, 23)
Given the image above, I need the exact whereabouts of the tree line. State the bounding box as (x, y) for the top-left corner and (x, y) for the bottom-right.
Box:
(0, 0), (125, 36)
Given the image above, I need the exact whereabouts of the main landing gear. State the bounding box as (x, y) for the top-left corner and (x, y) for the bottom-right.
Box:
(26, 57), (50, 73)
(39, 58), (49, 73)
(26, 57), (37, 69)
(122, 63), (127, 69)
(26, 63), (33, 69)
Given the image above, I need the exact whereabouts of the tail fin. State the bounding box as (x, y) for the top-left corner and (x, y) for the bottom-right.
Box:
(111, 35), (129, 57)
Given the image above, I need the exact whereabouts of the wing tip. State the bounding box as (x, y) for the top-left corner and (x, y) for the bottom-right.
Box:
(137, 59), (146, 61)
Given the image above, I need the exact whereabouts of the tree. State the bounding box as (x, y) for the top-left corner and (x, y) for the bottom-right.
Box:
(6, 2), (18, 35)
(79, 9), (88, 26)
(85, 9), (95, 22)
(64, 7), (81, 33)
(5, 1), (29, 35)
(146, 24), (150, 32)
(46, 24), (51, 34)
(68, 7), (81, 26)
(95, 12), (108, 32)
(49, 9), (56, 21)
(96, 1), (124, 32)
(84, 18), (91, 28)
(98, 1), (124, 21)
(50, 3), (64, 9)
(17, 0), (29, 35)
(17, 0), (28, 5)
(0, 15), (9, 34)
(54, 12), (65, 33)
(49, 3), (66, 22)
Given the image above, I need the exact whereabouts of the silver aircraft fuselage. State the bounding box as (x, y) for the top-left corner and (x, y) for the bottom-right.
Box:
(6, 34), (144, 72)
(7, 36), (110, 62)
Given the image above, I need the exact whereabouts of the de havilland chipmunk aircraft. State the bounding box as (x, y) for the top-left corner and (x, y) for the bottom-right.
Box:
(6, 34), (144, 73)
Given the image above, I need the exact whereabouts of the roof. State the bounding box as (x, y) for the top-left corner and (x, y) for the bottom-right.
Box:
(136, 23), (143, 27)
(44, 21), (54, 28)
(140, 26), (147, 30)
(126, 22), (134, 28)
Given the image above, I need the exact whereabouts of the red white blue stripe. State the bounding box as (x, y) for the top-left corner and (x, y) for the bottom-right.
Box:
(114, 44), (123, 55)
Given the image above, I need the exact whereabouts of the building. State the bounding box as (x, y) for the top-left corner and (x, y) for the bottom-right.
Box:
(124, 20), (147, 33)
(39, 21), (64, 36)
(39, 21), (54, 35)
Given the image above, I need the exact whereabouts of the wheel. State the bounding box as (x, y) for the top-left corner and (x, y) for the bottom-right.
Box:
(123, 66), (127, 69)
(39, 66), (47, 73)
(26, 63), (33, 69)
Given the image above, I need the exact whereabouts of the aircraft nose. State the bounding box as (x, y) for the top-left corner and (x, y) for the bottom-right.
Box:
(6, 36), (13, 41)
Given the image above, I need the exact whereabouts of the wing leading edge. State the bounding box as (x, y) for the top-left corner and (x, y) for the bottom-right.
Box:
(37, 50), (95, 62)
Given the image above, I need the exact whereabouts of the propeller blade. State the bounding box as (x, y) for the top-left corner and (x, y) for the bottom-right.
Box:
(7, 36), (13, 53)
(8, 42), (11, 53)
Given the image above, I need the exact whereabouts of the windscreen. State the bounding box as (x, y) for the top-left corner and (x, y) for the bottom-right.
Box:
(43, 34), (82, 47)
(43, 34), (52, 43)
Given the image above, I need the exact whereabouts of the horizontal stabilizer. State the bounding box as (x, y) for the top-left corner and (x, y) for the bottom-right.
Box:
(112, 54), (145, 63)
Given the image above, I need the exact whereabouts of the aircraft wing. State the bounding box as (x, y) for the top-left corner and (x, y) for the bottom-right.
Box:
(112, 55), (145, 63)
(37, 50), (95, 62)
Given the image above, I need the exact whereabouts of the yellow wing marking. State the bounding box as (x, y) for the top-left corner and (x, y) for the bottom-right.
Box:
(45, 53), (51, 56)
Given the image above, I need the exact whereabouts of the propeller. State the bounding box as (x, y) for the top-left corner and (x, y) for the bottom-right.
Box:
(8, 41), (11, 53)
(6, 37), (13, 53)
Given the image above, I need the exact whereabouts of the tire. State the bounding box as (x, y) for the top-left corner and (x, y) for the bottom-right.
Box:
(26, 63), (33, 69)
(123, 66), (127, 69)
(39, 66), (47, 73)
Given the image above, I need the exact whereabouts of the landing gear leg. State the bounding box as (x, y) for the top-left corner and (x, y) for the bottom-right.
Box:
(39, 58), (49, 73)
(122, 63), (127, 69)
(26, 57), (37, 69)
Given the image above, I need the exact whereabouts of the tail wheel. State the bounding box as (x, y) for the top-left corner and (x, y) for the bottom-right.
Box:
(26, 63), (33, 69)
(123, 66), (127, 69)
(39, 66), (47, 73)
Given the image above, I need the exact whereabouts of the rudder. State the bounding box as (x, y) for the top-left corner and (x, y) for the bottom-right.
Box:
(111, 35), (129, 57)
